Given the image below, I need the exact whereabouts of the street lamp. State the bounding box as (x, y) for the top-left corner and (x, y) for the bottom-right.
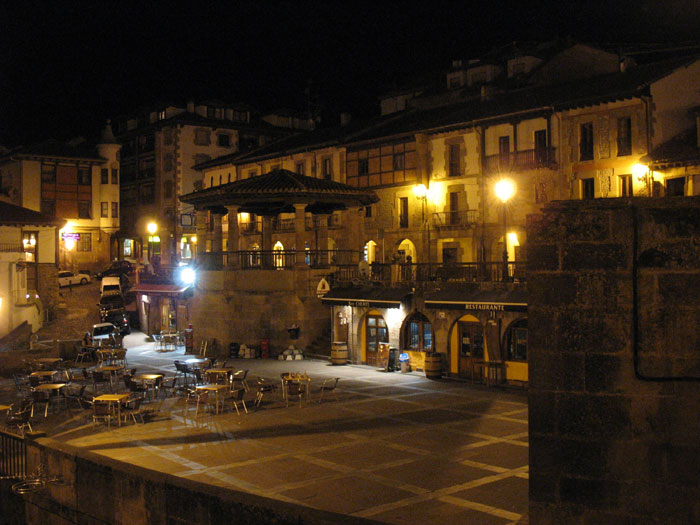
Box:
(147, 222), (158, 262)
(413, 183), (432, 266)
(494, 179), (515, 281)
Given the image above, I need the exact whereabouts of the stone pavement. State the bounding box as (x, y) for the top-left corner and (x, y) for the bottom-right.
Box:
(45, 334), (529, 524)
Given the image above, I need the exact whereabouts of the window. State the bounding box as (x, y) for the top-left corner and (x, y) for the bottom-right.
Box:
(194, 129), (211, 146)
(163, 128), (173, 145)
(365, 315), (388, 365)
(77, 167), (90, 185)
(158, 110), (166, 120)
(101, 202), (109, 218)
(365, 205), (373, 218)
(448, 143), (461, 177)
(506, 319), (528, 361)
(580, 122), (594, 161)
(41, 200), (55, 216)
(111, 168), (118, 184)
(581, 177), (595, 199)
(449, 191), (460, 225)
(78, 201), (91, 219)
(77, 233), (92, 252)
(499, 136), (510, 159)
(41, 164), (56, 183)
(459, 321), (484, 358)
(535, 129), (548, 164)
(295, 161), (305, 175)
(358, 158), (369, 175)
(140, 183), (155, 204)
(393, 153), (405, 170)
(620, 174), (633, 197)
(405, 313), (433, 351)
(322, 157), (332, 179)
(22, 231), (38, 261)
(666, 177), (686, 197)
(217, 134), (231, 147)
(617, 117), (632, 156)
(101, 168), (109, 184)
(206, 106), (216, 118)
(111, 202), (118, 218)
(399, 197), (409, 228)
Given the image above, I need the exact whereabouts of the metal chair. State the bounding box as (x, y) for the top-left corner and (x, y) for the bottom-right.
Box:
(318, 377), (340, 403)
(159, 376), (179, 398)
(231, 369), (250, 391)
(285, 381), (304, 408)
(121, 397), (145, 424)
(254, 377), (276, 409)
(226, 388), (248, 415)
(92, 402), (114, 428)
(5, 406), (33, 435)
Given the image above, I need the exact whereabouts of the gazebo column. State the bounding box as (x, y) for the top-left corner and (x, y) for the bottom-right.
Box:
(294, 204), (308, 267)
(212, 213), (223, 253)
(195, 210), (209, 254)
(261, 215), (273, 268)
(356, 206), (366, 264)
(226, 205), (240, 269)
(317, 213), (330, 265)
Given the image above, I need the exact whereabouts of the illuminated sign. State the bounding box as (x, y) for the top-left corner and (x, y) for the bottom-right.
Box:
(61, 233), (80, 241)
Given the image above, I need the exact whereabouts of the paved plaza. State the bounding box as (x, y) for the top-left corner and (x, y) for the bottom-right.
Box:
(19, 333), (529, 524)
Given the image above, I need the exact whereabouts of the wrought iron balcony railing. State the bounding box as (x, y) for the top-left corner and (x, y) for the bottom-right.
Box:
(484, 148), (556, 173)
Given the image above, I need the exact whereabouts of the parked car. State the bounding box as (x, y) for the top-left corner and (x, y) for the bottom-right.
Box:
(91, 322), (121, 343)
(103, 310), (131, 335)
(95, 260), (134, 280)
(58, 270), (91, 287)
(100, 276), (122, 297)
(98, 293), (125, 320)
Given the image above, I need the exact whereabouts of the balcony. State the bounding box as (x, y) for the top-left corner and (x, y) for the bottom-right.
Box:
(484, 148), (556, 174)
(432, 210), (478, 229)
(197, 249), (362, 270)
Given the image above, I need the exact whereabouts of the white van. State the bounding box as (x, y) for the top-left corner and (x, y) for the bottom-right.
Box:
(100, 276), (121, 297)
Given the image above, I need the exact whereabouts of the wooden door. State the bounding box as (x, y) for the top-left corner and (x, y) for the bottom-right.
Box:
(458, 321), (485, 379)
(366, 315), (388, 366)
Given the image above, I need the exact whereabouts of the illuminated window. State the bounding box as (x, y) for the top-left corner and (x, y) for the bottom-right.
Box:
(404, 312), (433, 352)
(459, 321), (484, 358)
(101, 202), (109, 218)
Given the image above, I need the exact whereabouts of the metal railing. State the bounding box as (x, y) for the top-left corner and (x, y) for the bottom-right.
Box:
(484, 148), (557, 173)
(0, 430), (27, 479)
(334, 261), (526, 284)
(0, 243), (24, 253)
(197, 249), (362, 270)
(431, 210), (479, 228)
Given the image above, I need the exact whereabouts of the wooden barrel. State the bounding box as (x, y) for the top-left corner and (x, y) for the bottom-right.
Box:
(331, 342), (348, 365)
(424, 353), (442, 379)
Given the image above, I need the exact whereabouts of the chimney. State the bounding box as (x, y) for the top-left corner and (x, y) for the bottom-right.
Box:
(340, 112), (352, 126)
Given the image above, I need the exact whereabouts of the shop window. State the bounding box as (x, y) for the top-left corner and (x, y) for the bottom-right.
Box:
(505, 318), (527, 361)
(77, 233), (92, 252)
(404, 312), (433, 352)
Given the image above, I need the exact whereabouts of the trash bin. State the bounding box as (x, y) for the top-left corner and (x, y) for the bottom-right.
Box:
(399, 352), (410, 373)
(387, 347), (398, 372)
(260, 339), (269, 359)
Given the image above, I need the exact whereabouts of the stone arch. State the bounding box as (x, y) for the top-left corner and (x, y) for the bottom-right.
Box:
(364, 240), (378, 263)
(447, 313), (485, 378)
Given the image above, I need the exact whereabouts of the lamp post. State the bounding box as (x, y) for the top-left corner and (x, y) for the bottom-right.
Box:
(147, 222), (158, 262)
(494, 179), (515, 281)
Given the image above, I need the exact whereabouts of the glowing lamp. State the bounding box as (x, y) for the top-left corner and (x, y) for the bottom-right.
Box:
(495, 179), (516, 203)
(632, 163), (648, 181)
(413, 184), (428, 199)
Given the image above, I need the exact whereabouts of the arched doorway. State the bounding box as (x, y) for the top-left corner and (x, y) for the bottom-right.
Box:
(403, 311), (433, 352)
(273, 241), (284, 268)
(395, 238), (417, 262)
(363, 310), (388, 366)
(364, 240), (377, 263)
(451, 314), (485, 379)
(503, 317), (528, 383)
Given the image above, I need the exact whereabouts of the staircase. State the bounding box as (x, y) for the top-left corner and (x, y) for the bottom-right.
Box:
(305, 324), (332, 360)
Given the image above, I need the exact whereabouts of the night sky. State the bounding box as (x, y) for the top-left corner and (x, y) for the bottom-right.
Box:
(2, 0), (699, 147)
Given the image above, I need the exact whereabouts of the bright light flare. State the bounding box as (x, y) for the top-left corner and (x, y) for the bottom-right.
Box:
(495, 179), (516, 203)
(180, 267), (196, 285)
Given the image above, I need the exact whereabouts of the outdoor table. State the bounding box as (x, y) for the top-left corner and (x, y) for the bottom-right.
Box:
(34, 383), (67, 416)
(94, 394), (130, 427)
(0, 404), (12, 416)
(36, 358), (62, 369)
(96, 365), (124, 391)
(281, 373), (311, 401)
(185, 358), (209, 369)
(195, 384), (230, 414)
(30, 370), (58, 383)
(159, 331), (180, 351)
(205, 368), (234, 384)
(133, 373), (163, 400)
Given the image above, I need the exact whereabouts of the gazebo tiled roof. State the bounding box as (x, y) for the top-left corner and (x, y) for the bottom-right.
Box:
(180, 169), (379, 215)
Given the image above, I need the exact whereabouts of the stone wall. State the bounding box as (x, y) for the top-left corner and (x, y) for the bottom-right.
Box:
(527, 197), (700, 523)
(23, 437), (373, 525)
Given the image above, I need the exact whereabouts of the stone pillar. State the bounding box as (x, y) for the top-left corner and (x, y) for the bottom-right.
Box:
(195, 210), (208, 254)
(211, 213), (223, 253)
(294, 204), (307, 267)
(226, 205), (240, 269)
(528, 197), (700, 524)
